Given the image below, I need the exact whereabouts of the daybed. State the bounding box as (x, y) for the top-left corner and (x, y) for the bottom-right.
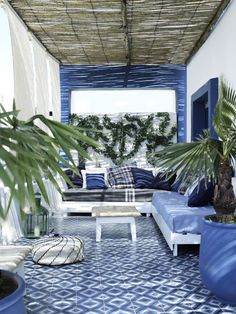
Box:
(62, 187), (156, 215)
(60, 165), (172, 216)
(152, 191), (215, 256)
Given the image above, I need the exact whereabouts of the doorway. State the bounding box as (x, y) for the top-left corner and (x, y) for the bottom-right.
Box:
(191, 78), (218, 140)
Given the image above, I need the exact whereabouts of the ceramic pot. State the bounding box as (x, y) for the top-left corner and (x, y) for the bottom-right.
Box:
(0, 270), (26, 314)
(199, 216), (236, 305)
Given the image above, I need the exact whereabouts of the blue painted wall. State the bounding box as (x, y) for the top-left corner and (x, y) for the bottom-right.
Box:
(60, 64), (186, 142)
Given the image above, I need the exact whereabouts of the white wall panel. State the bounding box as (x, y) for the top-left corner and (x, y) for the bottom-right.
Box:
(187, 1), (236, 141)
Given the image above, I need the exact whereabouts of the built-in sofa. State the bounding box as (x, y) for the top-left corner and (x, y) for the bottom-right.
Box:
(151, 191), (215, 256)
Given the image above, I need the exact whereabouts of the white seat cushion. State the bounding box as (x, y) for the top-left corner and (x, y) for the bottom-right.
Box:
(0, 245), (32, 271)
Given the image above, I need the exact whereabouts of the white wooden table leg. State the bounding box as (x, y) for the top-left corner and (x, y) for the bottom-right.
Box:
(173, 244), (178, 256)
(96, 219), (102, 242)
(130, 218), (136, 241)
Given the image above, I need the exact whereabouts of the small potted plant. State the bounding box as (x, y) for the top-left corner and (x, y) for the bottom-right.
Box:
(155, 79), (236, 305)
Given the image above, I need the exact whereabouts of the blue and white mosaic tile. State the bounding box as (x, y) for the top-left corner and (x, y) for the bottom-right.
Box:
(19, 217), (236, 314)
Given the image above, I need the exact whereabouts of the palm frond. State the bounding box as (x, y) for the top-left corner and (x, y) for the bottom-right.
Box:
(155, 130), (223, 185)
(0, 105), (99, 220)
(214, 79), (236, 141)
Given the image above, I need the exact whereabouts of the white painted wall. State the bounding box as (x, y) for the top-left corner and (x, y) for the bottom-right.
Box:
(71, 89), (176, 114)
(186, 0), (236, 141)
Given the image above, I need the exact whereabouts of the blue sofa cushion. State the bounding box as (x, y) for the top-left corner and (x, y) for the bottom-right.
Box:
(188, 179), (214, 207)
(86, 173), (107, 190)
(131, 168), (154, 189)
(171, 175), (190, 194)
(153, 172), (176, 191)
(171, 176), (183, 192)
(64, 164), (85, 189)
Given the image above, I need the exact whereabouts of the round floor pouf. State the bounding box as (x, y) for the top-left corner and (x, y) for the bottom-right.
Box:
(32, 236), (84, 266)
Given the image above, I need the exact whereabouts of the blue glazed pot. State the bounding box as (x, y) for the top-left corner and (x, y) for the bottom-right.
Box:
(0, 270), (26, 314)
(199, 217), (236, 305)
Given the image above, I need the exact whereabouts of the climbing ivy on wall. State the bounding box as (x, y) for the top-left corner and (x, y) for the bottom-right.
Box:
(69, 113), (177, 166)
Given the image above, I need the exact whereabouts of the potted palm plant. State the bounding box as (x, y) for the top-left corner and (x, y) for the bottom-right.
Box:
(155, 79), (236, 305)
(0, 103), (97, 313)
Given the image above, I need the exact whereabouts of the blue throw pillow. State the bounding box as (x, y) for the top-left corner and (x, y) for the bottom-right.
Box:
(131, 168), (154, 189)
(64, 168), (83, 189)
(152, 172), (174, 191)
(188, 179), (214, 207)
(171, 175), (190, 194)
(86, 173), (107, 190)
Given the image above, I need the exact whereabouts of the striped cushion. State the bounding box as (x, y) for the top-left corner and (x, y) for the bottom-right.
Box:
(86, 173), (107, 190)
(131, 168), (154, 188)
(32, 236), (84, 265)
(108, 166), (135, 189)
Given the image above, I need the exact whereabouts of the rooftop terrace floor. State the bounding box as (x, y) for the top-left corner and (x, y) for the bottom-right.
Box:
(22, 216), (236, 314)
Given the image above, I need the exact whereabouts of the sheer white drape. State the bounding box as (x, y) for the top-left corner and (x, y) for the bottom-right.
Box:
(6, 5), (35, 119)
(5, 3), (61, 121)
(47, 55), (61, 122)
(32, 39), (49, 118)
(0, 186), (23, 244)
(2, 3), (61, 242)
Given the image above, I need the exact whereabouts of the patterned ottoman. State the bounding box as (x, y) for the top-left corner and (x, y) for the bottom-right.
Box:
(32, 236), (84, 266)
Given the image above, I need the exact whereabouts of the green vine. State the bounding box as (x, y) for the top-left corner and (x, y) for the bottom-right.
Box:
(69, 113), (177, 166)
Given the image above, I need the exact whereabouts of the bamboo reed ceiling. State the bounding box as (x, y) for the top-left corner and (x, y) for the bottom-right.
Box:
(8, 0), (230, 65)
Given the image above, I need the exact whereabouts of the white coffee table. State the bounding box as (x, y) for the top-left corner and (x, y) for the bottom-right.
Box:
(92, 206), (141, 242)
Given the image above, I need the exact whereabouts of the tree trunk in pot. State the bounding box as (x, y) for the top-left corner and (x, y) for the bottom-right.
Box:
(213, 159), (236, 216)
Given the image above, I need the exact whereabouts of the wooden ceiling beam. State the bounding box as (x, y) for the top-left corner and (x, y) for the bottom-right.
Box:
(121, 0), (132, 65)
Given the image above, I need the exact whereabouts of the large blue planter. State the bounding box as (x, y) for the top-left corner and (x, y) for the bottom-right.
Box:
(0, 270), (26, 314)
(199, 217), (236, 305)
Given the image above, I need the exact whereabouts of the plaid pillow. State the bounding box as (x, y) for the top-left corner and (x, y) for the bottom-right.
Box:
(108, 166), (135, 188)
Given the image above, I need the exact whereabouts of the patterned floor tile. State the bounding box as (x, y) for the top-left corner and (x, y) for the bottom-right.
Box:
(15, 216), (236, 313)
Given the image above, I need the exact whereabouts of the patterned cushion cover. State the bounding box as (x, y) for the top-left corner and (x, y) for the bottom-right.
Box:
(108, 166), (135, 189)
(32, 236), (84, 266)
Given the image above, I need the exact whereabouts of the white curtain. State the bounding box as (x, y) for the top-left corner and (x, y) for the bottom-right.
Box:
(32, 39), (49, 118)
(6, 4), (35, 119)
(48, 55), (61, 121)
(5, 3), (61, 122)
(0, 187), (23, 244)
(2, 4), (61, 241)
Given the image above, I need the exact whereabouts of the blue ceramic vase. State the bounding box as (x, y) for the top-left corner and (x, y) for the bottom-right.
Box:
(0, 270), (26, 314)
(199, 217), (236, 305)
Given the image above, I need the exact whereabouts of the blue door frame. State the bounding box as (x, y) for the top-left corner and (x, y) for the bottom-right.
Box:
(191, 78), (218, 140)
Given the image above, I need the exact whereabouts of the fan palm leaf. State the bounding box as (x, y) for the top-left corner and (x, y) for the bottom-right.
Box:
(156, 131), (222, 184)
(0, 104), (98, 220)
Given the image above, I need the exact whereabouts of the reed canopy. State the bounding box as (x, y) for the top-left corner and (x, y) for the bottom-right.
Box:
(7, 0), (230, 65)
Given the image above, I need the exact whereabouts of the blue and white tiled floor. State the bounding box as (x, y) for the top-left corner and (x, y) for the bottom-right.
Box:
(21, 216), (236, 314)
